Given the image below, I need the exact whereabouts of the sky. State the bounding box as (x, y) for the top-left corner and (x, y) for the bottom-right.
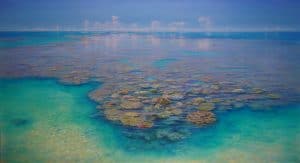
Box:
(0, 0), (300, 31)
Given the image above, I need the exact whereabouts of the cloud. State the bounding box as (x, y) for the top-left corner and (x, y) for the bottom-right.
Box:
(112, 16), (119, 26)
(85, 16), (122, 31)
(84, 19), (90, 31)
(168, 21), (185, 31)
(73, 16), (298, 32)
(198, 16), (212, 29)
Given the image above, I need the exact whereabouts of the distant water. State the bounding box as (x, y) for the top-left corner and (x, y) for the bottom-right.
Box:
(152, 58), (178, 69)
(1, 31), (300, 48)
(1, 79), (299, 162)
(0, 31), (97, 48)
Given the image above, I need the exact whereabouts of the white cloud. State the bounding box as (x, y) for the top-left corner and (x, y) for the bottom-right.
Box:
(84, 19), (90, 31)
(169, 21), (185, 27)
(112, 16), (119, 26)
(69, 16), (299, 32)
(85, 16), (121, 31)
(151, 20), (160, 29)
(168, 21), (185, 31)
(198, 16), (212, 29)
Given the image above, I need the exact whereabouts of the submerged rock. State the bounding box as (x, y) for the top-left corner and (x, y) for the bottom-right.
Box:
(149, 89), (159, 94)
(186, 111), (216, 126)
(120, 95), (143, 109)
(191, 97), (206, 105)
(124, 111), (140, 117)
(154, 97), (171, 106)
(120, 100), (143, 109)
(201, 88), (214, 95)
(155, 129), (186, 141)
(175, 102), (184, 108)
(104, 108), (154, 128)
(134, 91), (149, 95)
(252, 88), (265, 94)
(152, 84), (161, 89)
(104, 109), (122, 121)
(167, 107), (183, 115)
(156, 107), (183, 119)
(118, 89), (129, 95)
(211, 84), (220, 90)
(232, 88), (245, 94)
(139, 83), (152, 89)
(111, 93), (119, 98)
(267, 93), (281, 99)
(156, 111), (173, 119)
(210, 98), (222, 103)
(120, 113), (153, 128)
(165, 92), (185, 101)
(198, 102), (215, 111)
(103, 101), (118, 109)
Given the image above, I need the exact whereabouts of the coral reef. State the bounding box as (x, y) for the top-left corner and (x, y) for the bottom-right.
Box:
(186, 111), (216, 126)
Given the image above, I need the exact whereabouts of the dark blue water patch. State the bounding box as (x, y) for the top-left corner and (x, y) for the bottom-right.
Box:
(10, 118), (31, 127)
(152, 58), (178, 69)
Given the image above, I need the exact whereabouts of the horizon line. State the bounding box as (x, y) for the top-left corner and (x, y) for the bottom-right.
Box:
(1, 28), (300, 33)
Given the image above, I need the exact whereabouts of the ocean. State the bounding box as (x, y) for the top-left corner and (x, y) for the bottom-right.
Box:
(0, 31), (300, 162)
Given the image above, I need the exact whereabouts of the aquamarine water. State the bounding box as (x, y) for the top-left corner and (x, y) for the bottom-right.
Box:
(1, 79), (299, 162)
(1, 31), (300, 49)
(153, 58), (178, 69)
(1, 31), (300, 162)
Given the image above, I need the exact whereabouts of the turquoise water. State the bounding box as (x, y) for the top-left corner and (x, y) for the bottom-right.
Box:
(152, 58), (178, 69)
(0, 32), (99, 48)
(0, 32), (72, 48)
(1, 79), (299, 162)
(2, 31), (299, 49)
(182, 51), (218, 57)
(1, 31), (300, 162)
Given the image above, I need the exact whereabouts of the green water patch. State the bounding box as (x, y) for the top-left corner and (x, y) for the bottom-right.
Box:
(0, 79), (299, 163)
(152, 58), (178, 69)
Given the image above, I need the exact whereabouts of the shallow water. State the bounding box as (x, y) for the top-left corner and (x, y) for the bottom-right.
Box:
(1, 79), (299, 162)
(1, 32), (300, 162)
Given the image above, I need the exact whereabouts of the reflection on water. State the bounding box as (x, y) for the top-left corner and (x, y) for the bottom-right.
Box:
(0, 32), (300, 162)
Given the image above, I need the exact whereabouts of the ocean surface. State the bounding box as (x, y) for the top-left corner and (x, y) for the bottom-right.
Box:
(0, 31), (300, 162)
